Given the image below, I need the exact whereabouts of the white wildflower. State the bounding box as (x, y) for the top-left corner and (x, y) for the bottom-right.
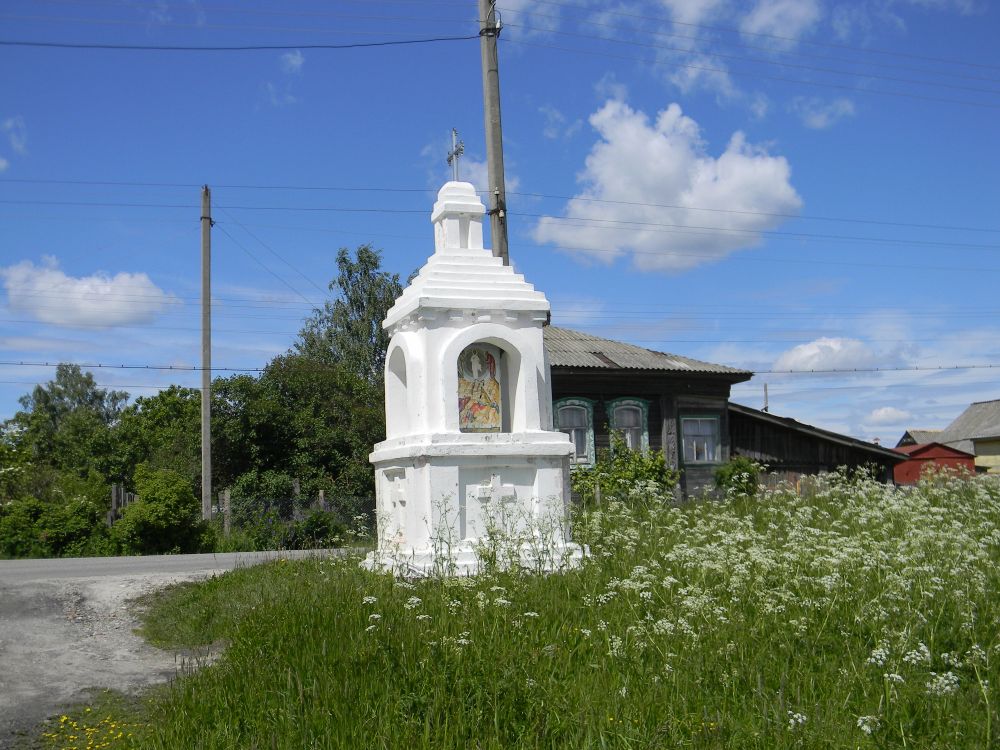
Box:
(866, 645), (890, 667)
(857, 715), (880, 736)
(416, 614), (432, 622)
(523, 611), (540, 618)
(884, 673), (904, 684)
(926, 671), (960, 697)
(404, 596), (422, 610)
(362, 595), (377, 605)
(787, 711), (807, 730)
(368, 613), (382, 622)
(903, 643), (931, 666)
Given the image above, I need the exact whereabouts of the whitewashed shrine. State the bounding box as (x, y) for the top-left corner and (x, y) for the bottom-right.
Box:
(365, 180), (583, 575)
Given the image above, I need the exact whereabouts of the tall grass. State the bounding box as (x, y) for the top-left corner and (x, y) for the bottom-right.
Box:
(43, 470), (1000, 749)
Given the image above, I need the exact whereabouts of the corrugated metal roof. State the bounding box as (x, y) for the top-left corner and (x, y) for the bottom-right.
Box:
(544, 326), (752, 377)
(938, 399), (1000, 451)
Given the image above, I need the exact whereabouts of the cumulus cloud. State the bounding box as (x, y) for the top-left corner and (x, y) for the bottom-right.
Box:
(280, 50), (304, 74)
(0, 156), (8, 173)
(773, 337), (880, 371)
(740, 0), (822, 45)
(1, 257), (179, 328)
(532, 99), (802, 272)
(867, 405), (911, 425)
(791, 97), (856, 129)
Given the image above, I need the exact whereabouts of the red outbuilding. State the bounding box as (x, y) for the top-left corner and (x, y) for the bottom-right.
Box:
(893, 442), (977, 484)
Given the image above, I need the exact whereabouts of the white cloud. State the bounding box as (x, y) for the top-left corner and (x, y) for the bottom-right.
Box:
(791, 97), (856, 129)
(280, 50), (304, 74)
(532, 99), (802, 272)
(263, 81), (297, 107)
(594, 73), (628, 102)
(773, 337), (880, 371)
(3, 116), (27, 155)
(0, 156), (8, 173)
(867, 405), (911, 425)
(1, 257), (179, 328)
(740, 0), (822, 45)
(460, 156), (521, 194)
(497, 0), (561, 36)
(659, 0), (729, 25)
(539, 104), (582, 140)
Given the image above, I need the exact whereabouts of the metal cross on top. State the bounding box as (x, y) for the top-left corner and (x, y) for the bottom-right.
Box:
(447, 128), (465, 182)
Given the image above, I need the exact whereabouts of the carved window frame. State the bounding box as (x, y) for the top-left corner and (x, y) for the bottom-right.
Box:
(607, 397), (650, 453)
(554, 397), (596, 466)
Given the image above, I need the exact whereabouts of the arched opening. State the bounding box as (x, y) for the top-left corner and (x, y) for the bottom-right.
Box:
(385, 345), (408, 438)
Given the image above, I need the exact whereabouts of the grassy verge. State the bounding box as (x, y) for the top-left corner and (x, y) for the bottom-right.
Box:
(33, 470), (1000, 749)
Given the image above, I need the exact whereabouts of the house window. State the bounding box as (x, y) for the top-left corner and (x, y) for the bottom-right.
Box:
(608, 398), (650, 452)
(681, 417), (721, 464)
(555, 398), (595, 465)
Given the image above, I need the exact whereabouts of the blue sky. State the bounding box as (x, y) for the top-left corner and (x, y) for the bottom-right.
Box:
(1, 0), (998, 444)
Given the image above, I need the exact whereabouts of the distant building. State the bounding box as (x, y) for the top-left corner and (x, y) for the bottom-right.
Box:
(892, 442), (977, 484)
(906, 399), (1000, 475)
(896, 429), (942, 447)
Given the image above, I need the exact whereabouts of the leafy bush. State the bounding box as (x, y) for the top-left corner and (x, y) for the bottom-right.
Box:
(229, 469), (297, 526)
(570, 431), (679, 504)
(0, 496), (112, 558)
(714, 455), (764, 498)
(112, 465), (207, 555)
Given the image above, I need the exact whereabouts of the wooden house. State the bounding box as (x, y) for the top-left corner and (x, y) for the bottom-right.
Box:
(892, 442), (977, 484)
(545, 326), (753, 497)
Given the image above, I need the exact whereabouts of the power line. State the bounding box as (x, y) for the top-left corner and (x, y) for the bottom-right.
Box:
(4, 178), (998, 235)
(0, 34), (480, 52)
(3, 197), (996, 253)
(1, 359), (998, 376)
(218, 207), (330, 298)
(508, 38), (1000, 110)
(214, 224), (317, 306)
(502, 6), (1000, 85)
(523, 212), (1000, 251)
(505, 22), (1000, 97)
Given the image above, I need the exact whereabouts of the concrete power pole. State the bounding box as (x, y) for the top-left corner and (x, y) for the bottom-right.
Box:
(478, 0), (509, 266)
(200, 186), (213, 521)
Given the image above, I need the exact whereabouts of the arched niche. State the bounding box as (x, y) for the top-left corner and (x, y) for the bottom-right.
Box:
(443, 326), (528, 433)
(385, 345), (409, 438)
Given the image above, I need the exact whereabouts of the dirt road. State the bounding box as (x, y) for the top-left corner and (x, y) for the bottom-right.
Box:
(0, 551), (329, 749)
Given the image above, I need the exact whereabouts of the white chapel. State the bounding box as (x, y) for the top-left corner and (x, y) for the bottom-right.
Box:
(366, 180), (583, 575)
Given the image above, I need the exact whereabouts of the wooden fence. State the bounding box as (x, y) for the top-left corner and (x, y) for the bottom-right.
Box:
(107, 483), (137, 526)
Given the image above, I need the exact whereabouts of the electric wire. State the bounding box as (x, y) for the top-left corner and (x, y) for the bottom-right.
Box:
(0, 34), (480, 51)
(507, 38), (1000, 110)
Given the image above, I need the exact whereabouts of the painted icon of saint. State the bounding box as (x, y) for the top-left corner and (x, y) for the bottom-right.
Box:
(458, 346), (502, 432)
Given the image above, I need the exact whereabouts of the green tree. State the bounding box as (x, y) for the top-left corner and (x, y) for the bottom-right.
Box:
(7, 364), (127, 480)
(212, 354), (383, 521)
(295, 244), (403, 384)
(115, 386), (201, 493)
(111, 465), (207, 554)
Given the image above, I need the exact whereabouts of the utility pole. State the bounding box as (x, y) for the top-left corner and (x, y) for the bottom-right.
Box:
(478, 0), (509, 266)
(200, 186), (213, 521)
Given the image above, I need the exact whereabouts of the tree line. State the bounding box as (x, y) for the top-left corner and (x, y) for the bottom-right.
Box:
(0, 245), (402, 558)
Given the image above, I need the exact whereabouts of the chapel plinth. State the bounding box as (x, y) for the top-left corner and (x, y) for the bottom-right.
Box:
(365, 181), (583, 575)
